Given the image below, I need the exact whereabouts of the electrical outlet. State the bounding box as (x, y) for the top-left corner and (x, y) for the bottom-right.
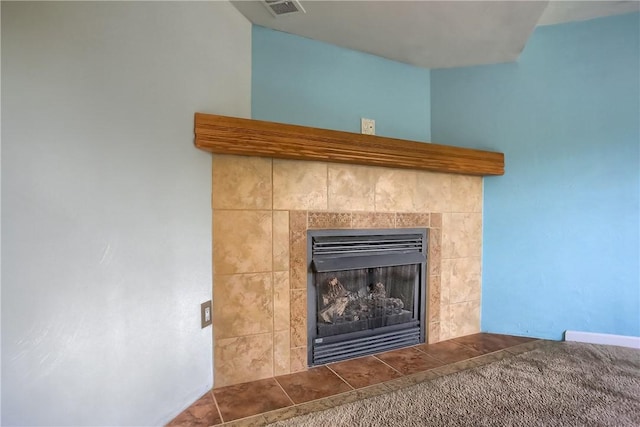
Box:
(361, 118), (375, 135)
(201, 300), (212, 328)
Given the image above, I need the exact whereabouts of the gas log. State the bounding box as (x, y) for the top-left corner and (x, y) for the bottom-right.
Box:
(319, 277), (357, 323)
(319, 278), (405, 324)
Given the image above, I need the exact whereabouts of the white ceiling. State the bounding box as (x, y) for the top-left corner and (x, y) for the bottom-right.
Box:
(232, 0), (640, 69)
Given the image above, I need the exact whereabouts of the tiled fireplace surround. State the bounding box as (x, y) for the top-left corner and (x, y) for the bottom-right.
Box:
(212, 154), (482, 388)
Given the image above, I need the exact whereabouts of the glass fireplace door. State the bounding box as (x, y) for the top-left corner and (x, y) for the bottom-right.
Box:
(308, 229), (427, 365)
(314, 264), (419, 338)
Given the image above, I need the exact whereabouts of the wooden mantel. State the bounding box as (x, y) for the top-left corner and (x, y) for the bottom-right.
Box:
(194, 113), (504, 176)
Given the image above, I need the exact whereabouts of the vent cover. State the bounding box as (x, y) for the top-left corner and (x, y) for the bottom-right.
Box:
(310, 230), (427, 273)
(262, 0), (305, 17)
(313, 327), (421, 365)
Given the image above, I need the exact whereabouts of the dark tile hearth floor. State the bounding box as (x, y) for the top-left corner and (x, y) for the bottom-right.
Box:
(167, 333), (541, 427)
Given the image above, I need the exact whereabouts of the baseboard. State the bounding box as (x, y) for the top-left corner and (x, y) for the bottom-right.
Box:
(564, 330), (640, 349)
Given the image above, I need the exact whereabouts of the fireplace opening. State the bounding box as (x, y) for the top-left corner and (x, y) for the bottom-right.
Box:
(307, 229), (427, 366)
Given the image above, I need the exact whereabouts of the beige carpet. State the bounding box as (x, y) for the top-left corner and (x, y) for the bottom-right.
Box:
(271, 342), (640, 426)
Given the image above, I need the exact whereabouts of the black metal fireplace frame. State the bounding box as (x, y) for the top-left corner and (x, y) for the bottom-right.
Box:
(307, 228), (428, 366)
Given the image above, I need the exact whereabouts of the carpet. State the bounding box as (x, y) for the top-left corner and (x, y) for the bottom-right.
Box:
(270, 342), (640, 426)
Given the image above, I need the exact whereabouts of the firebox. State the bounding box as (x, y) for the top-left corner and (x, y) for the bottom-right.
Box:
(307, 228), (427, 366)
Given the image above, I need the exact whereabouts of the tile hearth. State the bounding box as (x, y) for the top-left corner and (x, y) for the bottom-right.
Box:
(167, 333), (540, 426)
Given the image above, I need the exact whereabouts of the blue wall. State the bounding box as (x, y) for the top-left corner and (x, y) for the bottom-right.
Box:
(252, 25), (431, 141)
(432, 13), (640, 340)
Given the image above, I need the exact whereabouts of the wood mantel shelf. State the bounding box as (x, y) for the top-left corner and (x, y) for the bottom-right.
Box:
(194, 113), (504, 176)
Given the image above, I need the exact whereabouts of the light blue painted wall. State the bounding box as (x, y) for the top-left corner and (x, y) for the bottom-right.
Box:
(432, 13), (640, 340)
(252, 25), (430, 141)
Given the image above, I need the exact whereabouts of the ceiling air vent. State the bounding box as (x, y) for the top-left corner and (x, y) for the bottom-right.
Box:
(262, 0), (306, 17)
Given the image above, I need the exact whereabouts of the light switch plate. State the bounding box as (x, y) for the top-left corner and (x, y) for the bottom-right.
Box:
(201, 300), (212, 328)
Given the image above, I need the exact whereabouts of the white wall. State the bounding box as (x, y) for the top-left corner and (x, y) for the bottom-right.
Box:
(1, 2), (250, 425)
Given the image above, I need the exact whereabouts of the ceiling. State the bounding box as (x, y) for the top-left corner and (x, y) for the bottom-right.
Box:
(231, 0), (640, 69)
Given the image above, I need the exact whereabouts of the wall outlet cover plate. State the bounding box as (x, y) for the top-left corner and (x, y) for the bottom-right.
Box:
(201, 300), (212, 328)
(361, 118), (375, 135)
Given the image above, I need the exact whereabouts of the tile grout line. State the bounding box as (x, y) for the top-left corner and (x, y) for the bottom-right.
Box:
(408, 346), (449, 369)
(326, 163), (329, 212)
(451, 337), (538, 356)
(214, 270), (279, 277)
(220, 412), (267, 426)
(210, 390), (225, 425)
(271, 166), (276, 379)
(271, 269), (275, 381)
(325, 365), (356, 390)
(450, 338), (485, 353)
(273, 376), (296, 406)
(412, 342), (470, 364)
(371, 354), (405, 376)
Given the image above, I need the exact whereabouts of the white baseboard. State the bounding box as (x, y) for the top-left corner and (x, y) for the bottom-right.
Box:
(564, 330), (640, 349)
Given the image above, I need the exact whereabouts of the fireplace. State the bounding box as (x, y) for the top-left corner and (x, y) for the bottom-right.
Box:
(210, 153), (483, 387)
(308, 229), (427, 365)
(201, 115), (488, 386)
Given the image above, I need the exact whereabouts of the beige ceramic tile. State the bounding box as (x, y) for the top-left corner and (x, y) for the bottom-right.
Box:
(308, 212), (352, 229)
(374, 168), (418, 212)
(442, 213), (482, 259)
(428, 322), (440, 344)
(396, 213), (430, 228)
(263, 406), (315, 424)
(355, 384), (393, 400)
(439, 304), (451, 340)
(273, 211), (290, 271)
(289, 210), (308, 232)
(328, 164), (377, 211)
(273, 271), (290, 331)
(444, 257), (482, 304)
(223, 415), (268, 427)
(428, 275), (441, 323)
(415, 171), (452, 213)
(289, 212), (308, 292)
(411, 370), (441, 385)
(274, 330), (291, 376)
(290, 290), (307, 348)
(506, 341), (545, 355)
(212, 155), (272, 210)
(352, 212), (396, 229)
(273, 160), (327, 210)
(430, 212), (442, 228)
(450, 175), (482, 213)
(428, 228), (442, 276)
(454, 358), (485, 371)
(289, 231), (307, 290)
(475, 350), (512, 366)
(290, 347), (308, 372)
(447, 300), (481, 339)
(214, 334), (273, 387)
(439, 321), (451, 341)
(213, 210), (272, 275)
(384, 376), (418, 392)
(430, 362), (467, 377)
(318, 391), (358, 408)
(440, 258), (452, 306)
(298, 399), (335, 413)
(213, 273), (273, 339)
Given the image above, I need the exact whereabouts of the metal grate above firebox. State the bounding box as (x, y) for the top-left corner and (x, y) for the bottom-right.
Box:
(312, 234), (424, 255)
(311, 232), (426, 272)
